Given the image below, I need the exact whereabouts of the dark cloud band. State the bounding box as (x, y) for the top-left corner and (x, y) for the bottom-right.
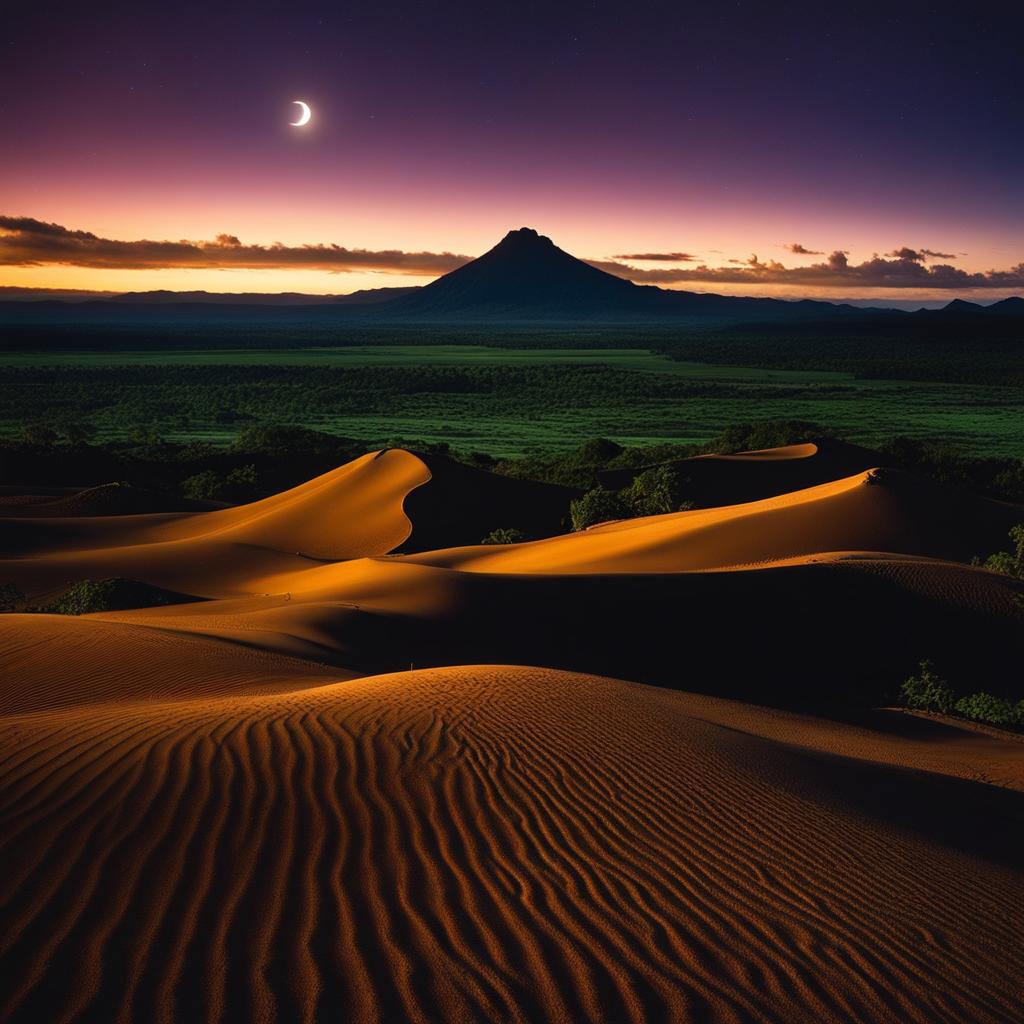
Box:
(595, 249), (1024, 289)
(0, 216), (470, 275)
(611, 252), (698, 262)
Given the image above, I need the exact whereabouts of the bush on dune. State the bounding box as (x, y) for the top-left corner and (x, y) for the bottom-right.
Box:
(570, 488), (630, 531)
(901, 659), (1023, 729)
(900, 661), (955, 713)
(620, 464), (696, 517)
(40, 578), (195, 615)
(954, 692), (1024, 728)
(0, 582), (25, 613)
(481, 527), (528, 545)
(709, 420), (832, 455)
(983, 523), (1024, 579)
(181, 464), (260, 502)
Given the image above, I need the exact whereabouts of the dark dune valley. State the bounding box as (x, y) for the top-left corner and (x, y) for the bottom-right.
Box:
(4, 2), (1024, 1020)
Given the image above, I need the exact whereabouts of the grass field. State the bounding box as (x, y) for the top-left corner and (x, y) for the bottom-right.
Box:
(2, 345), (1022, 457)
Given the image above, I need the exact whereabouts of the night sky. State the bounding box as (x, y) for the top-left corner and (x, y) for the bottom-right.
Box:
(3, 1), (1022, 299)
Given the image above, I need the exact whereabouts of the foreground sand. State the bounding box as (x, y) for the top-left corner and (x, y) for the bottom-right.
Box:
(3, 666), (1023, 1024)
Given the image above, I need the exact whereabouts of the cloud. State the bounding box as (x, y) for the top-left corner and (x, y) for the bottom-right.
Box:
(885, 246), (958, 262)
(611, 252), (698, 262)
(595, 248), (1024, 289)
(0, 216), (471, 275)
(785, 243), (824, 255)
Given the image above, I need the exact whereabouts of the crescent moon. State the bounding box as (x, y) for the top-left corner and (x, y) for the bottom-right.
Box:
(290, 100), (311, 127)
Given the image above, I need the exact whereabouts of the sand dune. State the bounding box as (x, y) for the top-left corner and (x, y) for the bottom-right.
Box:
(3, 449), (1017, 702)
(0, 447), (578, 604)
(406, 466), (1021, 573)
(3, 447), (1023, 1020)
(0, 449), (431, 601)
(4, 452), (1018, 608)
(1, 666), (1021, 1023)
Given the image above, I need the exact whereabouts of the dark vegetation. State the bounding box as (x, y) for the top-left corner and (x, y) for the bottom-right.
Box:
(0, 578), (198, 615)
(0, 361), (850, 438)
(480, 527), (528, 545)
(901, 660), (1024, 729)
(0, 425), (377, 504)
(3, 316), (1023, 386)
(570, 465), (696, 531)
(665, 325), (1024, 388)
(3, 419), (1023, 513)
(982, 523), (1024, 578)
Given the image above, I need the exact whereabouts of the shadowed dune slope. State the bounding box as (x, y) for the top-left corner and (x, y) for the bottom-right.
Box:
(0, 613), (345, 715)
(1, 666), (1021, 1024)
(400, 451), (577, 550)
(405, 467), (1022, 573)
(94, 552), (1024, 701)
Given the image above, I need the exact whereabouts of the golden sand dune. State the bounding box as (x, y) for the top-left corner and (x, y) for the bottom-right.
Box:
(1, 666), (1021, 1023)
(0, 448), (579, 605)
(0, 449), (431, 601)
(406, 468), (1021, 574)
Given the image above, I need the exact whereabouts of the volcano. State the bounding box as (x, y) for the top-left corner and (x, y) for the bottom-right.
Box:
(378, 227), (862, 321)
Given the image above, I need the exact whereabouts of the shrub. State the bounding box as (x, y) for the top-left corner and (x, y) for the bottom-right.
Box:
(570, 488), (629, 531)
(42, 578), (191, 615)
(984, 550), (1019, 576)
(0, 582), (24, 612)
(181, 469), (224, 501)
(57, 421), (97, 444)
(954, 693), (1024, 728)
(577, 438), (624, 464)
(481, 527), (528, 545)
(231, 423), (338, 454)
(19, 423), (59, 445)
(983, 522), (1024, 579)
(180, 465), (259, 502)
(900, 660), (955, 713)
(711, 420), (830, 455)
(620, 465), (694, 517)
(223, 464), (260, 501)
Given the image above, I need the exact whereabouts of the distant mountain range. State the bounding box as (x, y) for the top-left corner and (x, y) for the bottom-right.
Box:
(0, 285), (418, 306)
(1, 227), (1021, 326)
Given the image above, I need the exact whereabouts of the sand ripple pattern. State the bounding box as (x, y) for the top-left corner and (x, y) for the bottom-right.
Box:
(2, 666), (1022, 1023)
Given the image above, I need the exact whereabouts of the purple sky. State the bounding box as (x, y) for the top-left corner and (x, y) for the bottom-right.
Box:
(2, 1), (1022, 298)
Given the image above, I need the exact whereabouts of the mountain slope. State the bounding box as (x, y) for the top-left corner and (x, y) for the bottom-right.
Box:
(377, 227), (865, 321)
